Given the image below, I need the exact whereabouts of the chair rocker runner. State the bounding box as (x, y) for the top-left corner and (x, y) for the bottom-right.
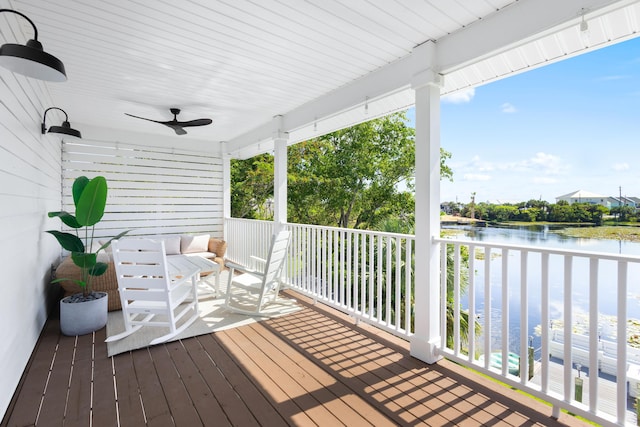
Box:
(224, 230), (291, 315)
(106, 238), (200, 345)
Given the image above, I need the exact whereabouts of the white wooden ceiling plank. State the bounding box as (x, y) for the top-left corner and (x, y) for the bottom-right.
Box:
(18, 1), (357, 89)
(305, 0), (416, 51)
(381, 0), (452, 38)
(343, 0), (433, 44)
(279, 0), (403, 58)
(35, 8), (356, 90)
(191, 0), (388, 69)
(126, 0), (369, 80)
(245, 0), (391, 66)
(426, 0), (484, 29)
(451, 0), (515, 21)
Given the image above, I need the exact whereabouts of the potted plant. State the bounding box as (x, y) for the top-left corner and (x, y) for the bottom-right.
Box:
(46, 175), (129, 336)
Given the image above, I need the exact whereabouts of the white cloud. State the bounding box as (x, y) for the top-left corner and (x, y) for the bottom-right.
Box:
(442, 88), (475, 104)
(612, 162), (630, 171)
(501, 102), (517, 113)
(502, 152), (568, 176)
(532, 177), (557, 184)
(598, 75), (627, 81)
(463, 173), (491, 181)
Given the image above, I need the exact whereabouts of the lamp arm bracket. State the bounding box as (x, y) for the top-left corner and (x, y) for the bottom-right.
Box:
(0, 9), (39, 40)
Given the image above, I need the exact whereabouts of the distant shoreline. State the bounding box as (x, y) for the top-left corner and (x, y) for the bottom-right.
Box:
(441, 216), (640, 242)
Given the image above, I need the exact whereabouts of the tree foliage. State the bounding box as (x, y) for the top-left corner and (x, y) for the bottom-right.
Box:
(455, 200), (610, 225)
(231, 111), (454, 229)
(288, 112), (416, 228)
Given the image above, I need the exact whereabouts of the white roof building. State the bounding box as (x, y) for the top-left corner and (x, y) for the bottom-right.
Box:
(556, 190), (608, 205)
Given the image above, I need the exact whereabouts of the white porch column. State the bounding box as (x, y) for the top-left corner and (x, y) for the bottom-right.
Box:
(222, 153), (231, 239)
(410, 41), (443, 364)
(272, 116), (288, 230)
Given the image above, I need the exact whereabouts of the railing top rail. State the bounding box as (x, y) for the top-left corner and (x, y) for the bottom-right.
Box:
(285, 222), (415, 240)
(435, 236), (640, 263)
(226, 217), (273, 225)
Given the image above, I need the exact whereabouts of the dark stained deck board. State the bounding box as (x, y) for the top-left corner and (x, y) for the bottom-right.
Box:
(222, 325), (346, 425)
(64, 333), (94, 427)
(2, 292), (589, 427)
(35, 332), (76, 424)
(194, 332), (288, 426)
(232, 321), (396, 426)
(162, 340), (228, 425)
(112, 352), (146, 427)
(265, 308), (430, 424)
(148, 344), (203, 426)
(130, 348), (174, 427)
(92, 328), (119, 427)
(4, 320), (61, 427)
(222, 322), (379, 426)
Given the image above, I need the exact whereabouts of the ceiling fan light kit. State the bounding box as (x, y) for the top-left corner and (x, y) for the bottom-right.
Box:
(0, 9), (67, 82)
(125, 107), (213, 135)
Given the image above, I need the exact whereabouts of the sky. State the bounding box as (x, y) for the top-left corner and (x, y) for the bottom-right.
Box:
(410, 36), (640, 205)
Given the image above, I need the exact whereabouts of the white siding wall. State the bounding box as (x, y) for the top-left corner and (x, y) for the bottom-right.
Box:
(0, 17), (62, 419)
(62, 140), (224, 239)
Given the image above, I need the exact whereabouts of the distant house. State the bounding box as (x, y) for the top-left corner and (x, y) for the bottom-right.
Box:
(607, 196), (638, 208)
(556, 190), (639, 209)
(556, 190), (608, 206)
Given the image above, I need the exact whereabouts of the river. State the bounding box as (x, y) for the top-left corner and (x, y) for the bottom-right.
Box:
(442, 224), (640, 357)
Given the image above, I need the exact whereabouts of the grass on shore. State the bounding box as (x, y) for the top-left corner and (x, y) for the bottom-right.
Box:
(555, 225), (640, 242)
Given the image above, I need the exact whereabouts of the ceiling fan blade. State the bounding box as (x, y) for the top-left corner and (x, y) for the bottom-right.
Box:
(179, 118), (213, 127)
(124, 113), (167, 124)
(166, 124), (187, 135)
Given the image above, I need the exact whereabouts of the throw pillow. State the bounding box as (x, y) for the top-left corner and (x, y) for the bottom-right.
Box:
(181, 234), (210, 254)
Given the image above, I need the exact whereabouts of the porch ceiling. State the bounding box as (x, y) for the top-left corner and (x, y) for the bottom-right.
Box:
(3, 0), (640, 156)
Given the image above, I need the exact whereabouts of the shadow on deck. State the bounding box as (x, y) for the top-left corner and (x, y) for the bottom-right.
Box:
(2, 292), (588, 426)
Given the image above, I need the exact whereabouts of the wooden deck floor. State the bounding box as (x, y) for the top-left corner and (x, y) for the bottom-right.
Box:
(2, 293), (588, 427)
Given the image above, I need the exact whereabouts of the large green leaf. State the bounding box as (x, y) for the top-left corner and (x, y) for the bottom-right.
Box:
(76, 176), (107, 226)
(89, 262), (108, 277)
(72, 176), (89, 208)
(71, 252), (97, 270)
(97, 229), (132, 252)
(47, 211), (81, 229)
(45, 231), (84, 252)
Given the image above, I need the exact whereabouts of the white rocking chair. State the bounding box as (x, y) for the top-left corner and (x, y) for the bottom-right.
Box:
(224, 230), (291, 315)
(106, 238), (199, 345)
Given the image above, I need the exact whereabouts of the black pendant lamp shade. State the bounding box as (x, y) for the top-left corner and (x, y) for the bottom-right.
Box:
(42, 107), (81, 138)
(0, 9), (66, 82)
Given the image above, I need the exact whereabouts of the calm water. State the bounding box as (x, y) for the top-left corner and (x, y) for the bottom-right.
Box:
(443, 224), (640, 357)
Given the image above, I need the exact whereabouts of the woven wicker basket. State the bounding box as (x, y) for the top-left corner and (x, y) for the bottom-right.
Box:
(55, 256), (121, 311)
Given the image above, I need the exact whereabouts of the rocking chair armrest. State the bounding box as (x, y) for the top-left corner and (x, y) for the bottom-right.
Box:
(224, 260), (264, 277)
(250, 255), (266, 270)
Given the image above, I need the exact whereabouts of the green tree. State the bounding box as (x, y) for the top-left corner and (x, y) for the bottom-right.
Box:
(611, 205), (635, 222)
(288, 112), (416, 229)
(232, 113), (453, 226)
(230, 153), (274, 219)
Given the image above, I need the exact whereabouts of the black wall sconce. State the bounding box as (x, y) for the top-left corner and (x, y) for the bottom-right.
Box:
(42, 107), (81, 138)
(0, 9), (66, 82)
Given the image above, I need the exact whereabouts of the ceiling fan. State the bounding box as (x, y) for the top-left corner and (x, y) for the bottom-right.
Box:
(125, 108), (212, 135)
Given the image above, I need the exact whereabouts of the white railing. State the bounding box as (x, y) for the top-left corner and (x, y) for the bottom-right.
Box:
(286, 222), (415, 338)
(436, 237), (640, 427)
(224, 218), (640, 426)
(224, 218), (274, 267)
(224, 218), (414, 338)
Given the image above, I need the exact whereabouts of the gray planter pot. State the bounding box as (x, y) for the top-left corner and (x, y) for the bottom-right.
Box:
(60, 292), (108, 336)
